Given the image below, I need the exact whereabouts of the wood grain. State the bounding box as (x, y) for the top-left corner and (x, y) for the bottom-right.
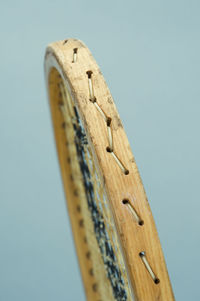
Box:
(44, 38), (175, 301)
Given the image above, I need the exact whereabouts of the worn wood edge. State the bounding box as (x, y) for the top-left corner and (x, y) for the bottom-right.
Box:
(44, 38), (175, 301)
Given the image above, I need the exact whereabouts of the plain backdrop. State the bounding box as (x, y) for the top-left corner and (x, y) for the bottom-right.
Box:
(0, 0), (200, 300)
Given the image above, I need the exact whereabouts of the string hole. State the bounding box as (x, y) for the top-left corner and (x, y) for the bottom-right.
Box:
(138, 220), (144, 226)
(89, 96), (96, 103)
(107, 117), (112, 126)
(124, 170), (129, 175)
(122, 199), (129, 205)
(154, 278), (160, 284)
(86, 70), (93, 78)
(72, 48), (78, 63)
(106, 146), (113, 153)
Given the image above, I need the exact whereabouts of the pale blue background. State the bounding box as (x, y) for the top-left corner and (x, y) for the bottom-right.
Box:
(0, 1), (199, 300)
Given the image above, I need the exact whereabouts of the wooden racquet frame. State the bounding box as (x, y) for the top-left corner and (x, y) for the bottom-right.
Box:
(44, 38), (175, 301)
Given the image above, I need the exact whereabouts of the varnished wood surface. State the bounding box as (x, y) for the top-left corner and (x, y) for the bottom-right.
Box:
(44, 38), (175, 301)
